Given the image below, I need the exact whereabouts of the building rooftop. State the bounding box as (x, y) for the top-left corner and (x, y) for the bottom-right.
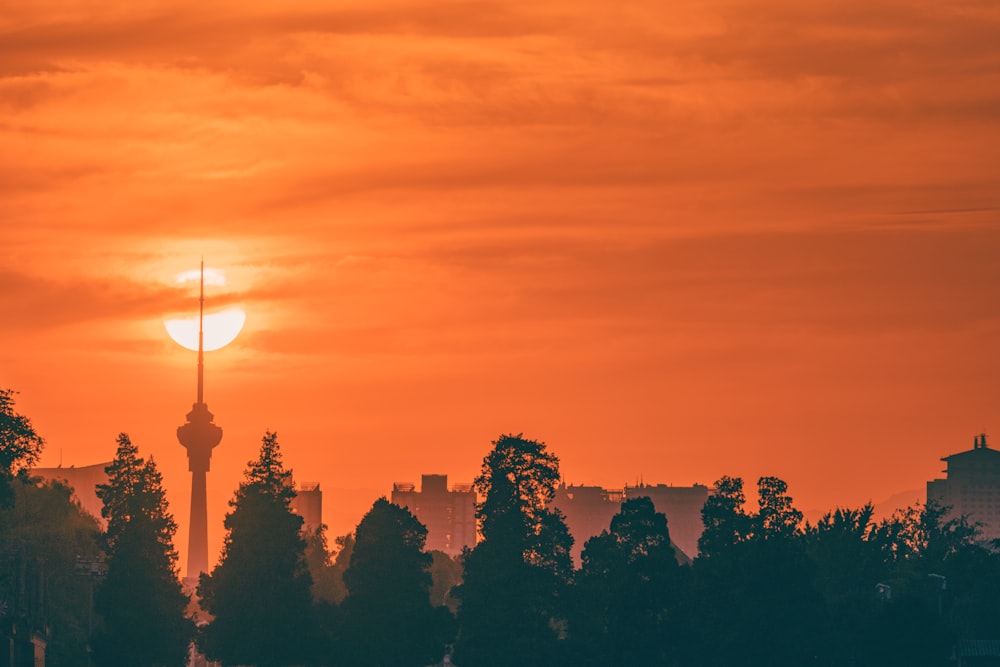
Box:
(942, 433), (999, 461)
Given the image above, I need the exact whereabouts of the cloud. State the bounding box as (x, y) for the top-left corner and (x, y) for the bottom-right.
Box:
(0, 269), (208, 330)
(0, 0), (997, 342)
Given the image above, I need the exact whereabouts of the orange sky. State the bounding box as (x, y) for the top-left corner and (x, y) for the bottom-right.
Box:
(2, 0), (999, 568)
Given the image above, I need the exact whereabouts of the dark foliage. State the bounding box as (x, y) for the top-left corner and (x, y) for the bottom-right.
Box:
(198, 431), (316, 667)
(338, 498), (452, 667)
(571, 496), (682, 665)
(691, 476), (827, 666)
(303, 525), (345, 604)
(453, 434), (573, 667)
(428, 550), (462, 611)
(93, 433), (194, 667)
(0, 477), (102, 666)
(0, 388), (45, 509)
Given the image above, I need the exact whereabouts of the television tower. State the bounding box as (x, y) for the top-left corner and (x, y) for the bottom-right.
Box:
(176, 261), (223, 581)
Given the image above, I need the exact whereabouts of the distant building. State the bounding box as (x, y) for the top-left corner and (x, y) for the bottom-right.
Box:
(291, 482), (323, 534)
(391, 474), (476, 556)
(927, 433), (1000, 542)
(624, 483), (710, 561)
(551, 481), (709, 564)
(550, 484), (624, 564)
(30, 462), (110, 524)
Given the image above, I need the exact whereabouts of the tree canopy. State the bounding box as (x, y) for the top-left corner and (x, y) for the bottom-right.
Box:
(454, 434), (573, 667)
(0, 388), (45, 508)
(572, 496), (682, 666)
(198, 431), (316, 667)
(93, 433), (194, 667)
(339, 498), (452, 667)
(1, 476), (101, 666)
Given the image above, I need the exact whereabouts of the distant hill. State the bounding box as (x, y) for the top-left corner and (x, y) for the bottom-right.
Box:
(872, 489), (925, 519)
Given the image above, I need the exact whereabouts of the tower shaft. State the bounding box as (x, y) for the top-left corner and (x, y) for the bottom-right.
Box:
(187, 469), (209, 577)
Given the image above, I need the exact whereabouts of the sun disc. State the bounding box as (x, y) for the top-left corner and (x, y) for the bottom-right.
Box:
(175, 268), (227, 286)
(164, 308), (246, 351)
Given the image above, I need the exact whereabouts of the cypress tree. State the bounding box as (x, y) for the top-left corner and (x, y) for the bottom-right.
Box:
(93, 433), (194, 667)
(198, 431), (315, 667)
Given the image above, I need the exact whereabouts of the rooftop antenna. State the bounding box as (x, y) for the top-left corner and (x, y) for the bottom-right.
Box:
(197, 258), (205, 405)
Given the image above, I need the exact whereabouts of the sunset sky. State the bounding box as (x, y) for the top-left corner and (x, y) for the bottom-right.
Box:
(2, 0), (999, 567)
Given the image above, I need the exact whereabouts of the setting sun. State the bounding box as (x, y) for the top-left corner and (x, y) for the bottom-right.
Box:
(164, 308), (247, 351)
(163, 267), (246, 351)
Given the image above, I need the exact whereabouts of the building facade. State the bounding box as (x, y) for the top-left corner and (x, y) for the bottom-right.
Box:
(550, 484), (624, 564)
(927, 433), (1000, 543)
(391, 474), (476, 556)
(291, 482), (323, 534)
(550, 481), (709, 564)
(624, 483), (710, 561)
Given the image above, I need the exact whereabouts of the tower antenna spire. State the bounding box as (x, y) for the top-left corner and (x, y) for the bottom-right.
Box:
(197, 258), (204, 404)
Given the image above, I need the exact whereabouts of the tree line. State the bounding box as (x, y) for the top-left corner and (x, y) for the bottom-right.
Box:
(3, 389), (1000, 666)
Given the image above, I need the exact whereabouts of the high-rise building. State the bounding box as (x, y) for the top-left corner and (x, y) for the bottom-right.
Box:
(927, 433), (1000, 543)
(391, 474), (476, 556)
(176, 264), (223, 582)
(551, 481), (709, 563)
(291, 482), (323, 534)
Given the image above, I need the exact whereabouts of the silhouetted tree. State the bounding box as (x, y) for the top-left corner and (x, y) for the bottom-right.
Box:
(453, 434), (573, 667)
(799, 500), (975, 666)
(692, 475), (824, 667)
(93, 433), (194, 667)
(802, 504), (886, 665)
(428, 550), (462, 611)
(857, 501), (975, 666)
(0, 391), (101, 665)
(0, 388), (44, 508)
(303, 529), (355, 605)
(0, 476), (102, 666)
(696, 474), (750, 558)
(311, 529), (356, 660)
(329, 532), (354, 601)
(943, 539), (1000, 641)
(339, 498), (452, 667)
(303, 525), (341, 604)
(756, 475), (803, 539)
(198, 431), (316, 667)
(571, 496), (682, 666)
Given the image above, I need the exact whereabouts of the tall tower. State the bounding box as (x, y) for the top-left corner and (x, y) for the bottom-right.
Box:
(177, 262), (223, 581)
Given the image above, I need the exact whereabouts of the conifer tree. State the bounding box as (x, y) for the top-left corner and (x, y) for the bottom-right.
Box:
(198, 431), (316, 667)
(93, 433), (194, 667)
(339, 498), (452, 667)
(454, 434), (573, 667)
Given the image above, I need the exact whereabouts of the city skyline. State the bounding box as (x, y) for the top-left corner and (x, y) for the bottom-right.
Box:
(2, 0), (999, 570)
(22, 416), (979, 570)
